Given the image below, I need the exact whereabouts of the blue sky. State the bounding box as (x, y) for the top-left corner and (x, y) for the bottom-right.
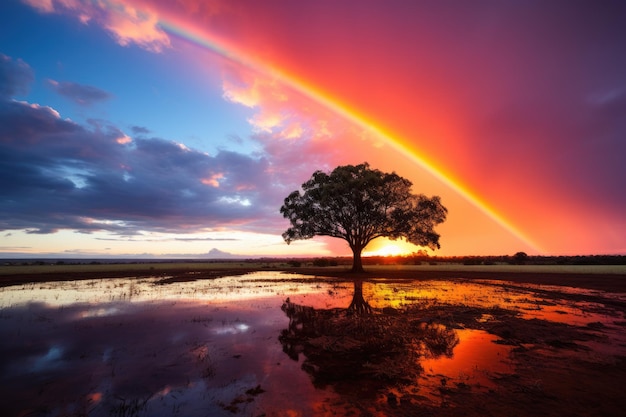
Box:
(1, 2), (255, 156)
(0, 1), (297, 258)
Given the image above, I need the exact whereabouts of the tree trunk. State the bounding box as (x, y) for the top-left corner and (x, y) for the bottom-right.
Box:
(351, 246), (364, 273)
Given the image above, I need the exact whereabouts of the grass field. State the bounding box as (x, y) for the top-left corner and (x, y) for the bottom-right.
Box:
(0, 261), (258, 275)
(363, 263), (626, 275)
(1, 260), (625, 276)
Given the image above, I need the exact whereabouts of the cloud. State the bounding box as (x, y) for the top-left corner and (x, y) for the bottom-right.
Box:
(219, 64), (358, 177)
(47, 79), (112, 106)
(0, 55), (293, 237)
(93, 236), (237, 242)
(21, 0), (54, 13)
(131, 125), (151, 135)
(0, 54), (34, 98)
(20, 0), (383, 187)
(23, 0), (170, 52)
(101, 1), (170, 51)
(175, 237), (237, 242)
(222, 74), (263, 108)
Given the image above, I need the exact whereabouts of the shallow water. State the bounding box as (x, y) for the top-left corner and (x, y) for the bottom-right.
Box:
(0, 272), (623, 416)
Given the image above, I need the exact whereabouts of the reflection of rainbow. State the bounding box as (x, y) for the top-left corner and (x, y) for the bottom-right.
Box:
(160, 19), (542, 253)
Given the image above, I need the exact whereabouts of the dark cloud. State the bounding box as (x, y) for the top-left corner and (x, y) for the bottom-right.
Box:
(174, 237), (238, 242)
(93, 236), (238, 242)
(47, 79), (112, 106)
(131, 125), (151, 135)
(0, 54), (33, 98)
(0, 54), (287, 236)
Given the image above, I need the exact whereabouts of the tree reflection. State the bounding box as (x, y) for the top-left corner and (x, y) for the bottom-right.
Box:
(347, 279), (372, 315)
(279, 279), (459, 392)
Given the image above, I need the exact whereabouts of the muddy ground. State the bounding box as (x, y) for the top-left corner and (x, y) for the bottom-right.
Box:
(1, 266), (625, 416)
(279, 270), (626, 417)
(306, 300), (626, 417)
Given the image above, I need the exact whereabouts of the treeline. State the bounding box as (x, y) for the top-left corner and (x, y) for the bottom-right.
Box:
(428, 254), (626, 266)
(4, 254), (625, 269)
(278, 253), (626, 267)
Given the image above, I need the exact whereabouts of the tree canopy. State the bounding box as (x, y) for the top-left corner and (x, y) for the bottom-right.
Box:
(280, 163), (447, 272)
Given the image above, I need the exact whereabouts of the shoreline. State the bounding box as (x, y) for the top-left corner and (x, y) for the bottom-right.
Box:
(1, 263), (625, 292)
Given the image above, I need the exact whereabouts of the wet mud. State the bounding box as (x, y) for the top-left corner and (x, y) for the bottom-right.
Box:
(0, 270), (624, 416)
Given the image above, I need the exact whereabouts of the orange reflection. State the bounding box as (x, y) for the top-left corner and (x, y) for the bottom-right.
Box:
(86, 392), (102, 404)
(361, 279), (611, 327)
(420, 330), (512, 399)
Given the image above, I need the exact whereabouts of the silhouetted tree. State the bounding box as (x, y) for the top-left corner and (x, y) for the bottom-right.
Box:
(513, 251), (529, 264)
(280, 163), (447, 272)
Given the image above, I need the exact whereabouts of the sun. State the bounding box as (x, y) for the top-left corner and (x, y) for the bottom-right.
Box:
(363, 238), (416, 257)
(370, 244), (404, 257)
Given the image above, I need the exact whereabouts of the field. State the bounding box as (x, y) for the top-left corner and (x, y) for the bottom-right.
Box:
(3, 261), (626, 276)
(0, 262), (625, 416)
(2, 261), (626, 291)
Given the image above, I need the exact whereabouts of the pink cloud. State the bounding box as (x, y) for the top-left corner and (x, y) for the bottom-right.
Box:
(102, 1), (170, 52)
(24, 0), (170, 52)
(21, 0), (55, 13)
(221, 68), (264, 108)
(116, 134), (132, 145)
(201, 173), (224, 188)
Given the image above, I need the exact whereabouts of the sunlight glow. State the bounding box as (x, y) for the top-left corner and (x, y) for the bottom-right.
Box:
(365, 244), (404, 257)
(363, 238), (419, 257)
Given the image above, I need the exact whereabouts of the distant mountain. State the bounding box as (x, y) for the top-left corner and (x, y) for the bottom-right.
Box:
(200, 248), (245, 259)
(0, 248), (245, 260)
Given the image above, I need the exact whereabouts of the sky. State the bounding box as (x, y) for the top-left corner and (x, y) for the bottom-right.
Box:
(0, 0), (625, 259)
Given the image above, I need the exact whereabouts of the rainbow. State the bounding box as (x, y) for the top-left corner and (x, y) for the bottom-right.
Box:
(159, 18), (543, 253)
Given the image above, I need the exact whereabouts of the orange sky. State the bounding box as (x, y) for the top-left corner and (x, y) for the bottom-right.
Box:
(2, 0), (625, 257)
(160, 0), (624, 255)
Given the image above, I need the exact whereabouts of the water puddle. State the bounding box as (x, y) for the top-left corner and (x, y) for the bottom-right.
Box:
(0, 272), (623, 416)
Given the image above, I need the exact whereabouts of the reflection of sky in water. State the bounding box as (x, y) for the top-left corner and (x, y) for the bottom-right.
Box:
(31, 345), (64, 372)
(213, 322), (250, 335)
(0, 272), (334, 308)
(0, 272), (624, 416)
(419, 329), (511, 399)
